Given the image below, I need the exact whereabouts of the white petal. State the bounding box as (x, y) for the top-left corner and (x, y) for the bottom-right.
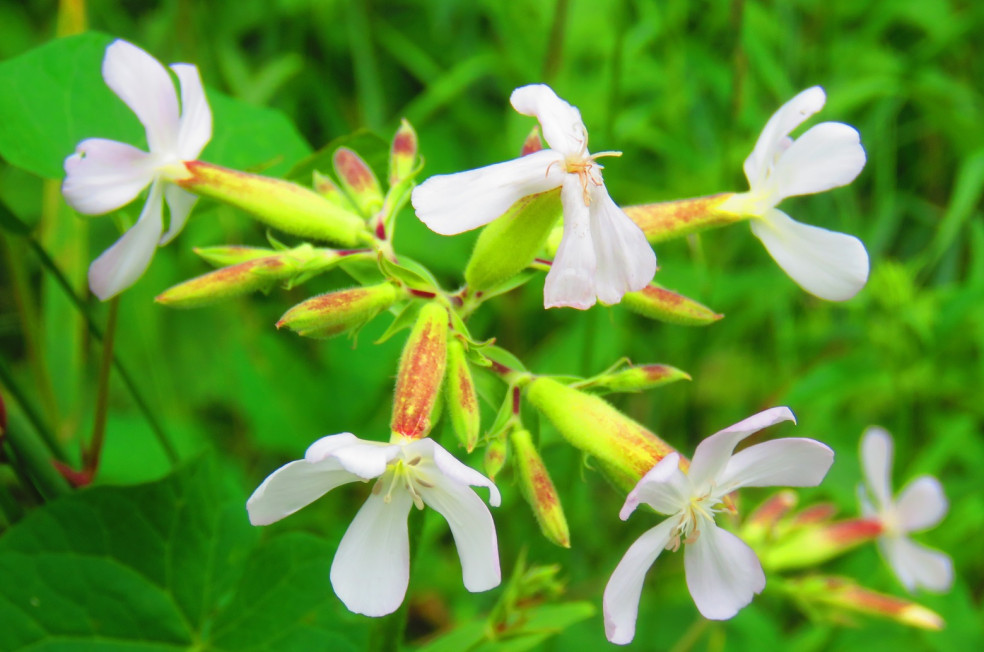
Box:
(751, 208), (869, 301)
(717, 438), (833, 492)
(687, 407), (796, 491)
(304, 432), (359, 461)
(246, 457), (360, 526)
(330, 489), (413, 617)
(88, 181), (164, 300)
(896, 476), (948, 533)
(171, 63), (212, 160)
(744, 87), (826, 189)
(332, 439), (400, 480)
(771, 122), (866, 201)
(411, 150), (563, 235)
(587, 185), (657, 305)
(860, 426), (894, 511)
(881, 536), (954, 593)
(62, 138), (156, 215)
(510, 84), (587, 154)
(102, 40), (179, 154)
(160, 184), (199, 244)
(621, 453), (689, 519)
(603, 518), (677, 645)
(417, 439), (500, 506)
(684, 519), (765, 620)
(543, 176), (597, 309)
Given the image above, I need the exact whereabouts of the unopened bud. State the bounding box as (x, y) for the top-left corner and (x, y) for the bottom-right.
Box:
(520, 126), (543, 156)
(156, 256), (292, 308)
(312, 170), (356, 211)
(786, 576), (944, 630)
(484, 435), (508, 481)
(622, 283), (723, 326)
(389, 119), (419, 186)
(623, 194), (740, 243)
(791, 503), (839, 526)
(590, 364), (690, 393)
(277, 282), (401, 338)
(333, 147), (383, 218)
(511, 428), (570, 548)
(193, 245), (278, 268)
(446, 339), (480, 452)
(759, 518), (883, 571)
(742, 490), (798, 544)
(391, 302), (448, 440)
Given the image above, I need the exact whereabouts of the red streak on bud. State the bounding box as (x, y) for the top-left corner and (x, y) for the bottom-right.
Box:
(512, 386), (521, 415)
(521, 127), (543, 156)
(748, 491), (797, 527)
(457, 366), (477, 414)
(333, 148), (375, 192)
(392, 131), (416, 156)
(530, 462), (558, 508)
(392, 305), (448, 439)
(623, 194), (734, 238)
(824, 518), (883, 544)
(792, 503), (838, 526)
(409, 289), (437, 299)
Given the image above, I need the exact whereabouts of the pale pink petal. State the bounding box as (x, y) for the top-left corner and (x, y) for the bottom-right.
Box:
(896, 476), (948, 533)
(170, 63), (212, 160)
(603, 517), (677, 645)
(771, 122), (866, 201)
(881, 536), (953, 593)
(544, 175), (597, 309)
(510, 84), (587, 154)
(62, 138), (155, 215)
(88, 181), (164, 300)
(330, 489), (413, 617)
(587, 185), (657, 305)
(751, 208), (869, 301)
(411, 150), (563, 235)
(744, 87), (826, 188)
(418, 439), (500, 506)
(621, 453), (689, 519)
(160, 184), (199, 244)
(246, 457), (361, 526)
(860, 426), (894, 511)
(102, 40), (180, 154)
(684, 518), (765, 620)
(717, 438), (833, 492)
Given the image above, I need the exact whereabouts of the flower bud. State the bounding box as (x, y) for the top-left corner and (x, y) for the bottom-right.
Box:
(622, 194), (741, 243)
(525, 377), (678, 493)
(464, 188), (562, 292)
(277, 282), (401, 339)
(179, 161), (369, 246)
(758, 518), (883, 571)
(484, 435), (508, 481)
(622, 284), (722, 326)
(741, 490), (798, 544)
(389, 119), (419, 186)
(193, 245), (278, 267)
(156, 256), (292, 308)
(520, 126), (543, 156)
(391, 302), (449, 440)
(786, 576), (944, 630)
(511, 428), (570, 548)
(312, 170), (355, 211)
(589, 364), (690, 393)
(333, 147), (384, 218)
(446, 338), (480, 452)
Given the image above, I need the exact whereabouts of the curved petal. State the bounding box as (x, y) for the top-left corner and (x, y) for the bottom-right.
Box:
(744, 87), (826, 189)
(687, 407), (796, 491)
(717, 438), (833, 492)
(751, 208), (869, 301)
(305, 432), (359, 460)
(330, 490), (413, 616)
(603, 518), (677, 645)
(160, 184), (199, 244)
(510, 84), (587, 154)
(332, 439), (400, 480)
(881, 536), (953, 593)
(419, 439), (500, 506)
(896, 476), (948, 533)
(770, 122), (866, 201)
(622, 453), (689, 519)
(88, 181), (164, 300)
(860, 426), (894, 511)
(411, 150), (563, 235)
(544, 175), (597, 309)
(587, 185), (657, 305)
(62, 138), (155, 215)
(246, 457), (361, 526)
(171, 63), (213, 160)
(684, 519), (765, 620)
(102, 40), (179, 154)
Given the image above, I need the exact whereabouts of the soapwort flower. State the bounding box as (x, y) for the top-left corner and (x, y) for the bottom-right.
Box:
(719, 86), (869, 301)
(603, 407), (833, 644)
(859, 426), (953, 592)
(411, 84), (656, 310)
(247, 433), (501, 617)
(62, 39), (212, 300)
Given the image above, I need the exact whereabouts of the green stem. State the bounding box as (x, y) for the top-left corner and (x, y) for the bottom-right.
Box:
(668, 617), (710, 652)
(1, 410), (71, 499)
(83, 297), (118, 475)
(0, 358), (67, 462)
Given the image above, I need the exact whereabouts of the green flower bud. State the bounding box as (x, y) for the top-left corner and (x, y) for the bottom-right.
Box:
(391, 302), (448, 440)
(591, 364), (691, 393)
(333, 147), (384, 218)
(484, 435), (508, 481)
(446, 338), (480, 452)
(758, 518), (883, 572)
(623, 193), (741, 243)
(312, 170), (356, 211)
(511, 428), (570, 548)
(622, 283), (722, 326)
(156, 256), (293, 308)
(389, 119), (419, 186)
(277, 282), (401, 339)
(784, 576), (943, 630)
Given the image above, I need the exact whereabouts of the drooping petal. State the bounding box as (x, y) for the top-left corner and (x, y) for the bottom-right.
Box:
(603, 517), (677, 645)
(160, 184), (199, 244)
(743, 87), (826, 189)
(422, 439), (501, 506)
(896, 476), (948, 533)
(684, 518), (766, 620)
(687, 407), (796, 491)
(411, 150), (564, 235)
(331, 438), (400, 480)
(717, 438), (833, 492)
(62, 138), (156, 215)
(304, 432), (360, 461)
(770, 122), (866, 201)
(102, 40), (180, 154)
(622, 453), (689, 519)
(751, 208), (869, 301)
(171, 63), (212, 160)
(587, 185), (657, 305)
(88, 181), (165, 300)
(543, 175), (597, 309)
(246, 457), (361, 526)
(880, 536), (953, 593)
(860, 426), (894, 511)
(330, 489), (413, 617)
(510, 84), (587, 155)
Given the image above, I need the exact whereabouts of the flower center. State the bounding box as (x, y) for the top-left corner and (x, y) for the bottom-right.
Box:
(561, 151), (622, 206)
(374, 455), (433, 510)
(667, 491), (721, 552)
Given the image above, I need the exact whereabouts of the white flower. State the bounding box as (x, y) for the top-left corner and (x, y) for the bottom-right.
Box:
(411, 84), (656, 310)
(246, 433), (501, 617)
(603, 407), (833, 644)
(859, 426), (953, 593)
(62, 39), (212, 300)
(719, 86), (869, 301)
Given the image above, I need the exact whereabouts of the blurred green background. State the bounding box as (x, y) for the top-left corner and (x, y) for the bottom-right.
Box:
(0, 0), (982, 650)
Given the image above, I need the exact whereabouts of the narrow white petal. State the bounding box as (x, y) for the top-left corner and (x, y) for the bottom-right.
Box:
(860, 426), (894, 511)
(170, 63), (213, 160)
(62, 138), (155, 215)
(102, 40), (180, 154)
(411, 150), (563, 235)
(771, 122), (866, 200)
(684, 519), (765, 620)
(587, 185), (657, 305)
(304, 432), (359, 461)
(717, 438), (834, 492)
(88, 181), (164, 300)
(744, 87), (826, 189)
(896, 476), (948, 533)
(687, 407), (796, 491)
(603, 518), (677, 645)
(330, 490), (413, 617)
(544, 176), (596, 309)
(622, 453), (689, 519)
(751, 208), (869, 301)
(332, 439), (400, 480)
(510, 84), (587, 154)
(160, 184), (198, 244)
(417, 439), (500, 506)
(246, 457), (360, 526)
(881, 536), (954, 593)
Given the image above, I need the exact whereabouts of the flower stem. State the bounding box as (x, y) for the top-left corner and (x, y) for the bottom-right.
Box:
(82, 297), (118, 476)
(668, 617), (710, 652)
(0, 405), (71, 499)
